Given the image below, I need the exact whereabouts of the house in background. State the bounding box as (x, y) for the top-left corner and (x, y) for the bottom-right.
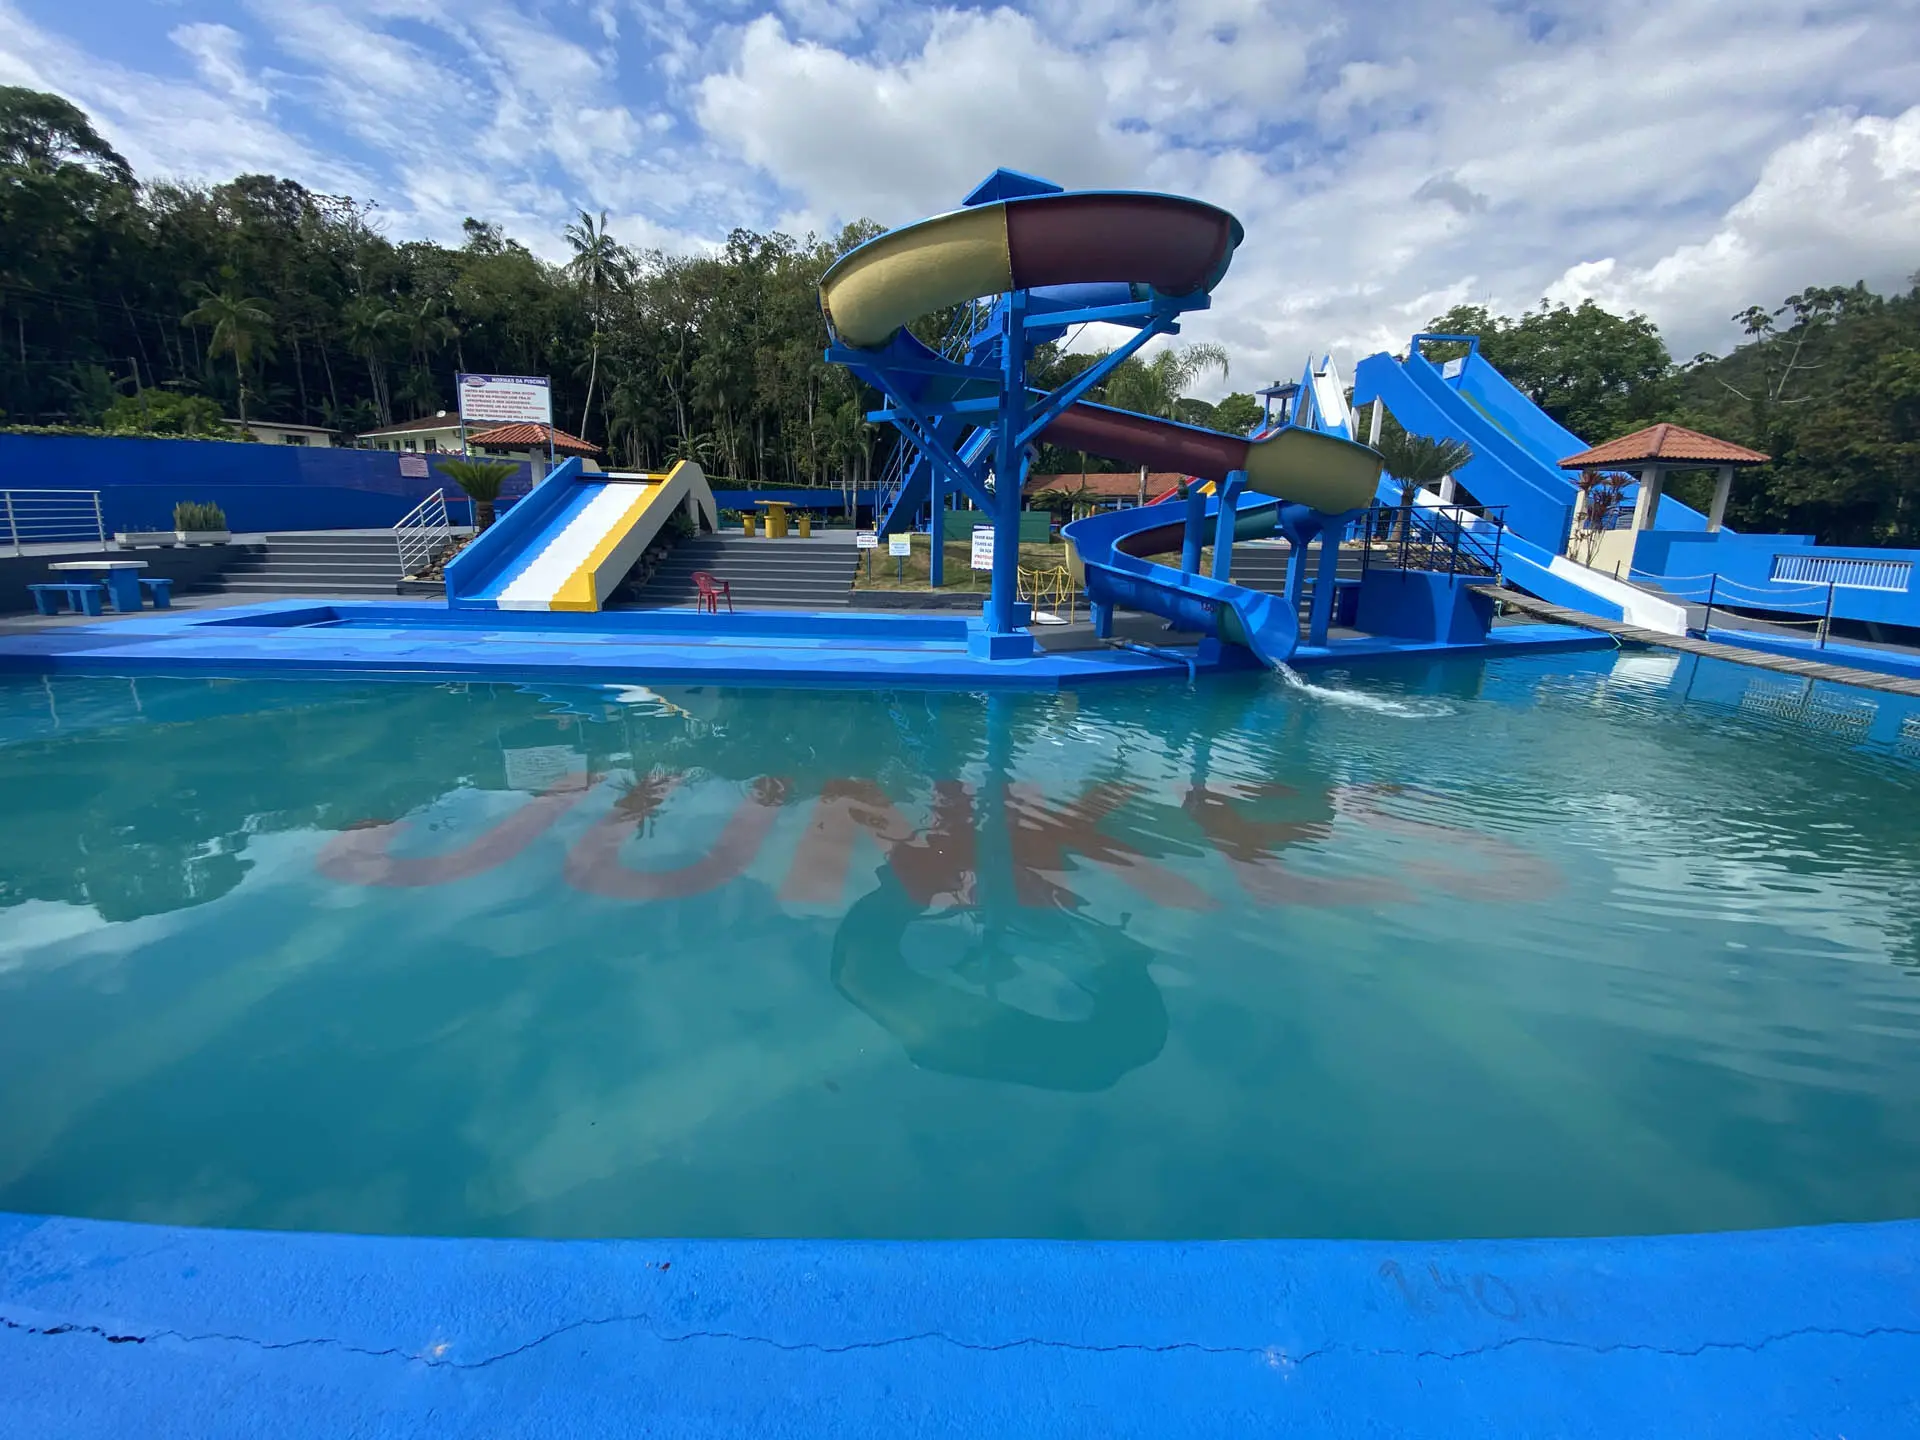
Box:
(226, 418), (337, 447)
(354, 412), (466, 453)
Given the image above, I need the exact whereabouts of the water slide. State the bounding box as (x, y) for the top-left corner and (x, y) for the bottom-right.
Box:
(1352, 343), (1690, 633)
(819, 189), (1383, 664)
(1062, 422), (1381, 667)
(445, 458), (717, 612)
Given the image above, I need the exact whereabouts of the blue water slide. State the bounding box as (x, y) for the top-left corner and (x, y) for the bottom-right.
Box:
(1065, 494), (1299, 668)
(445, 457), (586, 609)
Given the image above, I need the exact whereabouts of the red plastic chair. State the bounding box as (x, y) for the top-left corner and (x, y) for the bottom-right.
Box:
(692, 571), (733, 614)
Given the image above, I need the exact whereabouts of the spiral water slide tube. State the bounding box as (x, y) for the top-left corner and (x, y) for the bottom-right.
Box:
(819, 190), (1383, 662)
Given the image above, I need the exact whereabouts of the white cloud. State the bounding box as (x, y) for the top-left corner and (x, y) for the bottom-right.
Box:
(169, 23), (269, 111)
(1544, 106), (1920, 354)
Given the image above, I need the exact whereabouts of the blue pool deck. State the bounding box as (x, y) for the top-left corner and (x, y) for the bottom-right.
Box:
(3, 1210), (1916, 1438)
(0, 599), (1613, 688)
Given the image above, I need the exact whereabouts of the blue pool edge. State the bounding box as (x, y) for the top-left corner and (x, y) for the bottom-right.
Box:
(0, 600), (1618, 690)
(3, 1210), (1916, 1437)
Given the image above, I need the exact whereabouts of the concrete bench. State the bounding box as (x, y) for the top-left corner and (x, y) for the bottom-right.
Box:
(138, 576), (174, 608)
(28, 582), (106, 617)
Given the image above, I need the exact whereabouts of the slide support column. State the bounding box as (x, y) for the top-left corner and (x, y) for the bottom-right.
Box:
(1181, 484), (1206, 574)
(1306, 513), (1345, 646)
(1209, 470), (1247, 583)
(928, 461), (944, 587)
(986, 290), (1030, 649)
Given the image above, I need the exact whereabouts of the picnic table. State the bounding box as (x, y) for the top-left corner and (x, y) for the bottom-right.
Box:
(49, 559), (147, 612)
(754, 500), (793, 538)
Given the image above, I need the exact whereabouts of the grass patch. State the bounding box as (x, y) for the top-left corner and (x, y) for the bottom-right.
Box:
(851, 538), (1074, 592)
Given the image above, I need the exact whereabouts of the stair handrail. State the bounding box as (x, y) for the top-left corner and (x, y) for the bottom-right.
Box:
(393, 488), (452, 578)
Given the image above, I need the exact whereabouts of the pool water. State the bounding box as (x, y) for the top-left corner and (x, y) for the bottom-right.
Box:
(2, 651), (1918, 1241)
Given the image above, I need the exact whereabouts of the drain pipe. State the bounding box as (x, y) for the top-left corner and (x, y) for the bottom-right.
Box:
(1116, 641), (1197, 682)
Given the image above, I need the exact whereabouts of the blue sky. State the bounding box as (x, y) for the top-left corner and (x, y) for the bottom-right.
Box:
(3, 0), (1917, 388)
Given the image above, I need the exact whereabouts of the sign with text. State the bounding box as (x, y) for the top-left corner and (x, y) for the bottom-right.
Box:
(970, 526), (995, 570)
(397, 454), (430, 478)
(457, 373), (552, 426)
(856, 530), (879, 550)
(888, 533), (913, 558)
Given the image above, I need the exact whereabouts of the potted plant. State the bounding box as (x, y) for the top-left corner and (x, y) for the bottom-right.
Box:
(173, 501), (230, 545)
(435, 458), (519, 532)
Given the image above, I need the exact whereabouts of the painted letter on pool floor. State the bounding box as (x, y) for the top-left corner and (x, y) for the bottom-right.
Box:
(564, 773), (790, 901)
(316, 772), (601, 888)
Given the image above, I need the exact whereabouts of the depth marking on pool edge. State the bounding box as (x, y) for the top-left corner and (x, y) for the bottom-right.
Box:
(315, 775), (1560, 908)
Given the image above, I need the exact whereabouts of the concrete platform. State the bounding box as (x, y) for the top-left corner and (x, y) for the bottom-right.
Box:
(0, 597), (1613, 691)
(3, 1210), (1916, 1438)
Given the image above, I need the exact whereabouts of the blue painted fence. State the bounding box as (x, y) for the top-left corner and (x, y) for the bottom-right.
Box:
(0, 435), (531, 534)
(1633, 529), (1920, 630)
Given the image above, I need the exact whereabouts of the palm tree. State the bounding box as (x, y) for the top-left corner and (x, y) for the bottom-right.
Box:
(1376, 429), (1474, 541)
(181, 283), (274, 424)
(343, 295), (398, 426)
(564, 208), (626, 443)
(436, 457), (518, 532)
(398, 295), (458, 371)
(1097, 341), (1230, 500)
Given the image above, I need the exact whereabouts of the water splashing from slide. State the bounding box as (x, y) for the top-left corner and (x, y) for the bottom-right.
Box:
(1271, 663), (1456, 718)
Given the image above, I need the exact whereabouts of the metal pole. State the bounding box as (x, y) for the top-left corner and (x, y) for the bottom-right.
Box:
(92, 491), (105, 549)
(1447, 514), (1461, 575)
(1820, 581), (1835, 649)
(1703, 573), (1717, 636)
(4, 490), (18, 557)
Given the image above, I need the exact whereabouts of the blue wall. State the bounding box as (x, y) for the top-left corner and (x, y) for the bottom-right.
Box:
(0, 435), (532, 534)
(1633, 529), (1920, 629)
(1355, 569), (1495, 644)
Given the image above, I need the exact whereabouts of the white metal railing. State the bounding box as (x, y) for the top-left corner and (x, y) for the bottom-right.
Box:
(394, 489), (453, 577)
(2, 488), (105, 554)
(1770, 552), (1914, 592)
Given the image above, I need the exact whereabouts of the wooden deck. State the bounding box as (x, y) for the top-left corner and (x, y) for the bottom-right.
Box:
(1478, 587), (1920, 699)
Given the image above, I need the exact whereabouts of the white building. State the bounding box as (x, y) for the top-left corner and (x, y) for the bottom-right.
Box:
(226, 419), (337, 448)
(354, 411), (468, 453)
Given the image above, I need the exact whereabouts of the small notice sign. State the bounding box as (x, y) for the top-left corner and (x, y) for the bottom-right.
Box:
(856, 530), (879, 550)
(398, 454), (430, 478)
(888, 533), (912, 558)
(970, 526), (994, 570)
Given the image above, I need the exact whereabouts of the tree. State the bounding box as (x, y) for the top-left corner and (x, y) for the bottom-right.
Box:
(342, 295), (398, 426)
(1092, 341), (1231, 500)
(564, 208), (626, 443)
(1424, 299), (1673, 442)
(436, 457), (518, 531)
(1212, 391), (1262, 435)
(1377, 427), (1474, 539)
(0, 85), (131, 181)
(180, 282), (275, 424)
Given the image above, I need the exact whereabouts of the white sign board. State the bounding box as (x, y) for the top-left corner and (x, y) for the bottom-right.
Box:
(888, 533), (913, 558)
(397, 454), (429, 478)
(457, 372), (552, 425)
(970, 526), (995, 570)
(856, 530), (879, 550)
(1441, 356), (1466, 380)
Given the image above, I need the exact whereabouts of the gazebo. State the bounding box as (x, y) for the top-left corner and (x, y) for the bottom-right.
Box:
(1559, 423), (1769, 535)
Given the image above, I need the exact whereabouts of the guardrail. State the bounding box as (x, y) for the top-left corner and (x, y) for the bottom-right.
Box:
(393, 489), (453, 578)
(1355, 502), (1506, 579)
(1, 488), (105, 554)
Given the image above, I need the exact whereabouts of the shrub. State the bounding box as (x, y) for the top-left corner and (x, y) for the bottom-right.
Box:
(173, 501), (228, 531)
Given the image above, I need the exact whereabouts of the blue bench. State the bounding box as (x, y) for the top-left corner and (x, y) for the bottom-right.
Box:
(28, 582), (106, 616)
(138, 576), (174, 608)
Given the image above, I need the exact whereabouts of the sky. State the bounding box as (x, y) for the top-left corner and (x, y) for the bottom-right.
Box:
(3, 0), (1918, 394)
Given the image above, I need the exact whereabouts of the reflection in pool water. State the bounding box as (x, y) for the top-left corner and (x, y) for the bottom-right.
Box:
(1, 652), (1918, 1241)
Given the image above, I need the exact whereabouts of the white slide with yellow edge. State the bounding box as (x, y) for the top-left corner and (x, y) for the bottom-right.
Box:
(494, 461), (717, 612)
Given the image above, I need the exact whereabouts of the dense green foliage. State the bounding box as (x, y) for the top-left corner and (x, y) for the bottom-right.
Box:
(10, 84), (1908, 543)
(1423, 287), (1920, 546)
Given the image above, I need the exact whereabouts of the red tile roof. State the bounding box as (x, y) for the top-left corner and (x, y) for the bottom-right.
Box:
(467, 423), (603, 456)
(1559, 424), (1769, 468)
(1024, 471), (1188, 500)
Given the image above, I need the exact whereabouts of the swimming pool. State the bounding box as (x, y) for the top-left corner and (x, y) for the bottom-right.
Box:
(2, 649), (1917, 1242)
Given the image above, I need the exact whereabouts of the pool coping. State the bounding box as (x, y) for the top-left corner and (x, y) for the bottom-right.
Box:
(0, 600), (1617, 690)
(3, 1209), (1915, 1436)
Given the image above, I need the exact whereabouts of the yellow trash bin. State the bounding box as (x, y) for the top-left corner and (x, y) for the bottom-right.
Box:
(798, 512), (813, 538)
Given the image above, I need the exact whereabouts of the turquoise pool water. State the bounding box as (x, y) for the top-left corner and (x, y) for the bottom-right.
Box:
(1, 651), (1918, 1241)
